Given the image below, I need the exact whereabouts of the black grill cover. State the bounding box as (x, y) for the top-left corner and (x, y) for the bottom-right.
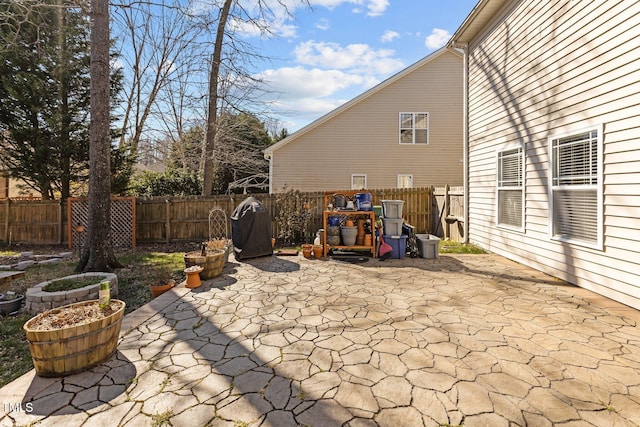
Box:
(231, 196), (273, 260)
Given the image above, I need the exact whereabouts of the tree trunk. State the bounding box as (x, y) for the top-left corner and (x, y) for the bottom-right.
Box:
(77, 0), (121, 272)
(57, 1), (71, 201)
(202, 0), (232, 196)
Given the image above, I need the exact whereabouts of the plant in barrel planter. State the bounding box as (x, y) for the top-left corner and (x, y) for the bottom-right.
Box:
(0, 292), (24, 316)
(184, 241), (227, 280)
(23, 282), (125, 377)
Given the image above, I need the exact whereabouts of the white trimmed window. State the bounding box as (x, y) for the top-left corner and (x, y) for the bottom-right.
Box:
(549, 125), (602, 249)
(400, 112), (429, 144)
(397, 174), (413, 188)
(351, 174), (366, 190)
(497, 146), (523, 229)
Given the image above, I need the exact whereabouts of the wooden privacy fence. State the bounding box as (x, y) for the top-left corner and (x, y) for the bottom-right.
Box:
(432, 185), (464, 242)
(0, 199), (63, 245)
(0, 186), (465, 246)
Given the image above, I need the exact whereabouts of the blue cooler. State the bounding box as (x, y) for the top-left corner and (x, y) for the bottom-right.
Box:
(355, 193), (372, 211)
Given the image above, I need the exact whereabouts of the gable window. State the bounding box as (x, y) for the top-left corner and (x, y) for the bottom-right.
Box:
(400, 112), (429, 144)
(397, 174), (413, 189)
(549, 125), (602, 249)
(351, 174), (366, 190)
(497, 146), (523, 229)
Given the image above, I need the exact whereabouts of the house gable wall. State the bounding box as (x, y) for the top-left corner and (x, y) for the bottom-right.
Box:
(269, 50), (463, 192)
(465, 0), (640, 308)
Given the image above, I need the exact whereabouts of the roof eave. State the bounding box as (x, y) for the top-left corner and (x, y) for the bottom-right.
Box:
(448, 0), (512, 47)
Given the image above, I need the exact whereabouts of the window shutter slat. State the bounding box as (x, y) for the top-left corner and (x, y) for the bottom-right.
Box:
(497, 147), (523, 228)
(553, 189), (597, 244)
(498, 189), (522, 227)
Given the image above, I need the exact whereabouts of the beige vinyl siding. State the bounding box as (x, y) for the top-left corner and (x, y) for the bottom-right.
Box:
(268, 50), (463, 192)
(465, 0), (640, 308)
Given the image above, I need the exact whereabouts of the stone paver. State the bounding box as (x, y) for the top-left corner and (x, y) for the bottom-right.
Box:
(2, 253), (640, 426)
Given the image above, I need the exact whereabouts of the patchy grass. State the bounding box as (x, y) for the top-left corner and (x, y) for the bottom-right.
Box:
(438, 239), (486, 254)
(44, 276), (108, 292)
(151, 409), (173, 427)
(0, 244), (191, 388)
(0, 314), (33, 387)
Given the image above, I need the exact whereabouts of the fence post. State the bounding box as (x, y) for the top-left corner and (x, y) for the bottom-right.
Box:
(58, 200), (63, 245)
(444, 184), (450, 240)
(165, 199), (171, 244)
(4, 198), (9, 243)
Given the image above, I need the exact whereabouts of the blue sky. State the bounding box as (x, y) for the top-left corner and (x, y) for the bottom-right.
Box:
(248, 0), (479, 132)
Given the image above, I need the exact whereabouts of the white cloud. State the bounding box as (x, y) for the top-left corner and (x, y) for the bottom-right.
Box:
(315, 18), (330, 31)
(258, 65), (383, 126)
(259, 66), (373, 129)
(381, 30), (399, 43)
(308, 0), (389, 16)
(366, 0), (389, 16)
(425, 28), (451, 50)
(307, 0), (344, 9)
(293, 40), (404, 75)
(260, 66), (369, 98)
(229, 14), (299, 39)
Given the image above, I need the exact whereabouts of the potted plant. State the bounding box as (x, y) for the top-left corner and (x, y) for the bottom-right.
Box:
(184, 242), (226, 280)
(23, 298), (125, 377)
(0, 292), (24, 316)
(149, 267), (177, 298)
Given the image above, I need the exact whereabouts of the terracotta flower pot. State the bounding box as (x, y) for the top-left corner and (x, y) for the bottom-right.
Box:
(185, 266), (204, 288)
(302, 244), (313, 259)
(149, 280), (175, 298)
(313, 245), (323, 259)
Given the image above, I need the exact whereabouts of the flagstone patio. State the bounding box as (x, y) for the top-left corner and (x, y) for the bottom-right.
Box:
(2, 253), (640, 426)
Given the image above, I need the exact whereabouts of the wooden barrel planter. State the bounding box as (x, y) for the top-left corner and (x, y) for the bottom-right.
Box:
(184, 249), (225, 280)
(23, 299), (125, 377)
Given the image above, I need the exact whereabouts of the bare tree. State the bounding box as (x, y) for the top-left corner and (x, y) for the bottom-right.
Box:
(201, 0), (232, 196)
(200, 0), (310, 195)
(111, 0), (204, 156)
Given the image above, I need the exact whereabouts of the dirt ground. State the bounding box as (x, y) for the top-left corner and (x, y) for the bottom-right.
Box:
(0, 242), (198, 263)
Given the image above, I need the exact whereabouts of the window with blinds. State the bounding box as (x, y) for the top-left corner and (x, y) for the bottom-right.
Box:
(497, 147), (523, 229)
(549, 127), (602, 248)
(399, 112), (429, 144)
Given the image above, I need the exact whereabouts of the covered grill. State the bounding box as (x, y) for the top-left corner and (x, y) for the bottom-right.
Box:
(230, 196), (273, 260)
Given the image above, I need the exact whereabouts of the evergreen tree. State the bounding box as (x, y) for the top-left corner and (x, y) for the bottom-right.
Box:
(0, 0), (130, 200)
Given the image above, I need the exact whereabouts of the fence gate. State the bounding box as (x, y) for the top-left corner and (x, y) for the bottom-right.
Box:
(68, 197), (136, 249)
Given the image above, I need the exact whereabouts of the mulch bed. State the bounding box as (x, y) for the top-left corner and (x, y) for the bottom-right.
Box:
(26, 300), (124, 331)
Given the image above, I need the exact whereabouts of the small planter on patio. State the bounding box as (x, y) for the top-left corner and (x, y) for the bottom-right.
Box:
(0, 292), (24, 315)
(149, 279), (175, 298)
(184, 249), (225, 280)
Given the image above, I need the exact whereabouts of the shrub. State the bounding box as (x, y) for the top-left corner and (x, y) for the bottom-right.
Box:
(129, 170), (202, 196)
(274, 187), (314, 245)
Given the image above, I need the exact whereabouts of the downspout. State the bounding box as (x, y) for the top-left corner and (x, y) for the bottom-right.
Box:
(452, 42), (470, 244)
(264, 151), (273, 194)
